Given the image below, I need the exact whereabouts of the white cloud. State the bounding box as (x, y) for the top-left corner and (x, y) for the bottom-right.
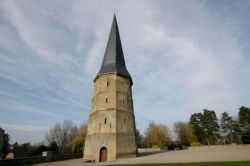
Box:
(0, 0), (250, 143)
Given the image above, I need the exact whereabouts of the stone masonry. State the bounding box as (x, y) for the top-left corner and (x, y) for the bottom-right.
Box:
(83, 15), (137, 162)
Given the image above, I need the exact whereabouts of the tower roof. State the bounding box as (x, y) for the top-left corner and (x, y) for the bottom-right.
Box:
(95, 15), (132, 83)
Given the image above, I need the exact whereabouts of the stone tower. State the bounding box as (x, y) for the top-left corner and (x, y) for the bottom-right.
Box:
(83, 15), (137, 162)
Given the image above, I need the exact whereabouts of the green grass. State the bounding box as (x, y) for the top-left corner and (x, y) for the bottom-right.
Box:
(115, 161), (250, 166)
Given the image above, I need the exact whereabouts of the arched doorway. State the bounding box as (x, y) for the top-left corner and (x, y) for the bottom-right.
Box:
(99, 147), (107, 162)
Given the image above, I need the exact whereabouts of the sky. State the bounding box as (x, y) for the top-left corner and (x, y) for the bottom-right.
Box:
(0, 0), (250, 144)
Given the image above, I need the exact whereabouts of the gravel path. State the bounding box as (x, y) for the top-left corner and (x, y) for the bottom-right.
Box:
(35, 145), (250, 166)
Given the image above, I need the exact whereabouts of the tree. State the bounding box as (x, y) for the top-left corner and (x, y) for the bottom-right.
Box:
(45, 120), (76, 153)
(202, 109), (219, 144)
(13, 142), (18, 148)
(190, 113), (204, 143)
(221, 112), (241, 144)
(144, 122), (171, 148)
(69, 124), (87, 153)
(238, 106), (250, 127)
(135, 129), (144, 148)
(20, 142), (31, 148)
(190, 109), (219, 145)
(174, 121), (196, 146)
(238, 106), (250, 144)
(221, 112), (232, 133)
(47, 141), (58, 152)
(0, 128), (10, 159)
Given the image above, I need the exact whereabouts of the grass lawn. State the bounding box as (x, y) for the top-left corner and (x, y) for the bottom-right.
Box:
(116, 161), (250, 166)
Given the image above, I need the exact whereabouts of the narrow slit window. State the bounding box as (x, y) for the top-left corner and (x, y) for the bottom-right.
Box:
(105, 97), (108, 103)
(124, 119), (126, 124)
(104, 118), (107, 124)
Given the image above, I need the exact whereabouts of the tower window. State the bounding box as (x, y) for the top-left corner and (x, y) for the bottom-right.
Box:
(107, 81), (109, 86)
(104, 118), (107, 124)
(105, 97), (108, 103)
(122, 98), (125, 104)
(124, 119), (126, 124)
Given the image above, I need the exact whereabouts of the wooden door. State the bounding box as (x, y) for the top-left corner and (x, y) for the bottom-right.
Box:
(99, 147), (107, 162)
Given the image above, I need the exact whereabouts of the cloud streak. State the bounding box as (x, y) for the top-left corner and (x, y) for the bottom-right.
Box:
(0, 102), (62, 118)
(0, 122), (48, 132)
(0, 0), (250, 143)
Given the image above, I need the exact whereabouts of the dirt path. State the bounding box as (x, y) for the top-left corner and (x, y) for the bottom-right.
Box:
(35, 145), (250, 166)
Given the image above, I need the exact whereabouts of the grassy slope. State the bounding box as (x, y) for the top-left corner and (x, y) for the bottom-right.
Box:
(116, 161), (250, 166)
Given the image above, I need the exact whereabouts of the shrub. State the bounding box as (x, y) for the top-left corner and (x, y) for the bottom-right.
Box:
(191, 141), (202, 146)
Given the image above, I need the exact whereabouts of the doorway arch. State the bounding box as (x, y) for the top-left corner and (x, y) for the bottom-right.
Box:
(99, 147), (107, 162)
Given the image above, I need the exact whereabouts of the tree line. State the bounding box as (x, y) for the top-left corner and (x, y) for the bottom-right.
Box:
(1, 106), (250, 158)
(136, 106), (250, 148)
(0, 121), (88, 158)
(189, 106), (250, 145)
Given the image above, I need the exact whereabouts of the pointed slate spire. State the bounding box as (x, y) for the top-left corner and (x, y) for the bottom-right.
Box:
(95, 15), (132, 83)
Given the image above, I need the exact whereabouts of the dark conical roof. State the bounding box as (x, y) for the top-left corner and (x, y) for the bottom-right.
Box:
(95, 15), (132, 83)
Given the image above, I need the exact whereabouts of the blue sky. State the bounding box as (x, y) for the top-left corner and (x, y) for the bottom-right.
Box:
(0, 0), (250, 144)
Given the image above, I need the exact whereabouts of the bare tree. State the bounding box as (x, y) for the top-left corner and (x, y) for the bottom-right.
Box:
(45, 120), (76, 153)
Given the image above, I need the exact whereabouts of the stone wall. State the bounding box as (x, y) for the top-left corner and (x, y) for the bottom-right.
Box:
(0, 153), (82, 166)
(84, 133), (117, 161)
(138, 148), (161, 153)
